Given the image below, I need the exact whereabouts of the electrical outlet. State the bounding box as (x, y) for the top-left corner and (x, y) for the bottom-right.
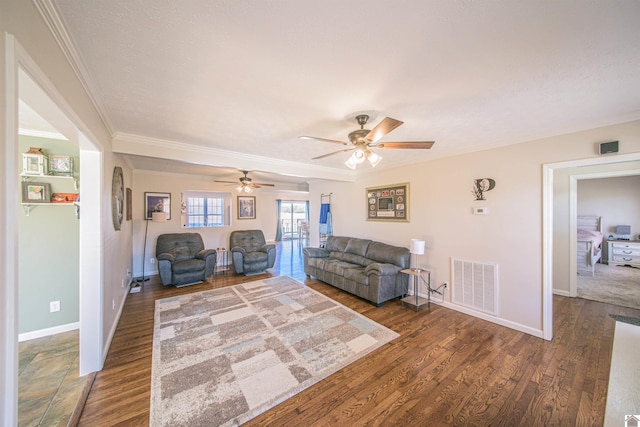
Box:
(50, 301), (60, 312)
(112, 299), (115, 310)
(150, 257), (155, 264)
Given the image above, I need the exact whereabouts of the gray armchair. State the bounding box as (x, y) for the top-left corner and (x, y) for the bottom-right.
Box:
(155, 233), (217, 287)
(230, 230), (276, 275)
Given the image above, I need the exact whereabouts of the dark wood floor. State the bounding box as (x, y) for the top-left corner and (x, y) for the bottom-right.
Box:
(78, 240), (640, 426)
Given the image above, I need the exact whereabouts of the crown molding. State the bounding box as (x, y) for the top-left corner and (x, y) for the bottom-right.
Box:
(34, 0), (115, 136)
(112, 132), (356, 182)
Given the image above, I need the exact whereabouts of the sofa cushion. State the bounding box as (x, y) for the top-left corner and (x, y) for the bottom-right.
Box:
(325, 260), (361, 276)
(173, 258), (205, 274)
(171, 245), (194, 262)
(344, 267), (368, 285)
(325, 236), (350, 253)
(366, 241), (410, 269)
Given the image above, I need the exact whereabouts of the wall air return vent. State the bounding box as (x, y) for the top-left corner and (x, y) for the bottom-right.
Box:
(451, 258), (498, 316)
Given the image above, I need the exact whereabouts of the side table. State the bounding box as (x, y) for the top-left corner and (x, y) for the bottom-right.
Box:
(215, 248), (229, 275)
(400, 268), (432, 311)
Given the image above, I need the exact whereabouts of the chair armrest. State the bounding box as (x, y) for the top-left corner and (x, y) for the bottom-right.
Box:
(303, 247), (329, 258)
(261, 243), (276, 253)
(365, 263), (400, 276)
(157, 252), (175, 263)
(196, 249), (217, 260)
(231, 246), (246, 255)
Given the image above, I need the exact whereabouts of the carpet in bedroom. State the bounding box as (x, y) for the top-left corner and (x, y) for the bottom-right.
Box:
(577, 263), (640, 309)
(150, 276), (399, 426)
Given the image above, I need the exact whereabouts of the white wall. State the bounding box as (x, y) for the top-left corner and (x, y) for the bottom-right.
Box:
(309, 120), (640, 336)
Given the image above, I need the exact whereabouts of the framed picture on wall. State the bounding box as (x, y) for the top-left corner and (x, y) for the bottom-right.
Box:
(21, 182), (51, 203)
(366, 182), (410, 222)
(237, 196), (256, 220)
(126, 188), (132, 221)
(145, 192), (171, 220)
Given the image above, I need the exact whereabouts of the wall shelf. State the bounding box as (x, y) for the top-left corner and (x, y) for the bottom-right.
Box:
(20, 173), (78, 190)
(21, 202), (78, 216)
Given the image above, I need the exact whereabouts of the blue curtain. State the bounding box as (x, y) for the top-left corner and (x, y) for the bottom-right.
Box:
(275, 199), (283, 241)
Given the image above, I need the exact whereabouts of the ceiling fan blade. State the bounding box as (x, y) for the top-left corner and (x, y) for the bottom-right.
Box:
(300, 136), (348, 145)
(364, 117), (403, 143)
(214, 180), (240, 184)
(375, 141), (435, 149)
(252, 182), (275, 187)
(313, 148), (355, 160)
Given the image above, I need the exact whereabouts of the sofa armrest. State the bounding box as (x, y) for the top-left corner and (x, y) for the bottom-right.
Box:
(365, 263), (401, 276)
(230, 246), (246, 255)
(303, 247), (329, 258)
(157, 252), (175, 264)
(196, 249), (217, 260)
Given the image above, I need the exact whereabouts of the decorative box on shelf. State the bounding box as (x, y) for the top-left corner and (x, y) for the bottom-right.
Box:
(22, 152), (48, 176)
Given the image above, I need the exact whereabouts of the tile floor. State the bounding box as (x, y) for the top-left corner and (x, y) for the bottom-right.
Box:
(18, 330), (90, 426)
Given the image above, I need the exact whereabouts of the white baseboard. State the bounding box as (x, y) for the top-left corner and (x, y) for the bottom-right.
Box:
(441, 301), (544, 339)
(19, 322), (80, 342)
(102, 286), (130, 363)
(553, 289), (572, 297)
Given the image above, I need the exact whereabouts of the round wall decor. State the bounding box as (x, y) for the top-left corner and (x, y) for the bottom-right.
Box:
(112, 166), (124, 230)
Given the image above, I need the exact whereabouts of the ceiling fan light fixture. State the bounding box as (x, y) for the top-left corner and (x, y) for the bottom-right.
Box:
(367, 150), (382, 167)
(345, 156), (358, 169)
(353, 149), (366, 163)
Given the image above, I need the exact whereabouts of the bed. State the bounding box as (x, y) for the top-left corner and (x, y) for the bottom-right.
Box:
(577, 215), (604, 276)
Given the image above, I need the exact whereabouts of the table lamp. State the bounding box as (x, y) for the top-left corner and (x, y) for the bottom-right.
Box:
(410, 239), (425, 271)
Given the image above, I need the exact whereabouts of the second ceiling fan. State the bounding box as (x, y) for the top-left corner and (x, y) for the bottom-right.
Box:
(215, 170), (274, 193)
(300, 114), (435, 169)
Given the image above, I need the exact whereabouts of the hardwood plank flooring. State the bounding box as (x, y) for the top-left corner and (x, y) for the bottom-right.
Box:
(78, 241), (640, 426)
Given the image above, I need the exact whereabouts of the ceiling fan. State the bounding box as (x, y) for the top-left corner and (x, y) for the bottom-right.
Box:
(300, 114), (435, 169)
(214, 170), (275, 193)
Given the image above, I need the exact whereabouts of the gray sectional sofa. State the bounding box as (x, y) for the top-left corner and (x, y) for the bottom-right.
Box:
(303, 236), (410, 306)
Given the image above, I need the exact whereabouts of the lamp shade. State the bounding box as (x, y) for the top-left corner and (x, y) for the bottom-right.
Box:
(410, 239), (425, 255)
(151, 211), (167, 222)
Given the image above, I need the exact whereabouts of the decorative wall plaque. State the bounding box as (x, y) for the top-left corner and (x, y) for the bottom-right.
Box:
(366, 183), (409, 222)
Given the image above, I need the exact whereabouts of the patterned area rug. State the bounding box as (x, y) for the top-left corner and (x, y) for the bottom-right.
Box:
(150, 276), (399, 426)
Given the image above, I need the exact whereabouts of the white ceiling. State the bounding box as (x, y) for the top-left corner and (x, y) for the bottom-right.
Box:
(28, 0), (640, 185)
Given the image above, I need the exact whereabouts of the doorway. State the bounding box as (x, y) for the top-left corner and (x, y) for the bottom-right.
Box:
(542, 152), (640, 341)
(279, 200), (308, 240)
(3, 35), (103, 425)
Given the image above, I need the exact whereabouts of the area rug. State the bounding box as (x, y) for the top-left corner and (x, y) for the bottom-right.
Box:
(150, 276), (399, 426)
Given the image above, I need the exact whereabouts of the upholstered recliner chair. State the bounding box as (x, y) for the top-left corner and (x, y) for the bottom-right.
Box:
(156, 233), (217, 287)
(230, 230), (276, 275)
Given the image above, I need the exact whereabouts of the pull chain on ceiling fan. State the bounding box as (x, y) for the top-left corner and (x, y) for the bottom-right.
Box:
(300, 114), (435, 169)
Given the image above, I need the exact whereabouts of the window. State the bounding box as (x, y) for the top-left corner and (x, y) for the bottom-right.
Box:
(181, 191), (231, 228)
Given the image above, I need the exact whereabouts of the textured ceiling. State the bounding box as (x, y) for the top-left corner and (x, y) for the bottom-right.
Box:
(35, 0), (640, 181)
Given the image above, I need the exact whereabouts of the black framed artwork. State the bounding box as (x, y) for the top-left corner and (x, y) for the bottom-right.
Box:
(145, 192), (171, 220)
